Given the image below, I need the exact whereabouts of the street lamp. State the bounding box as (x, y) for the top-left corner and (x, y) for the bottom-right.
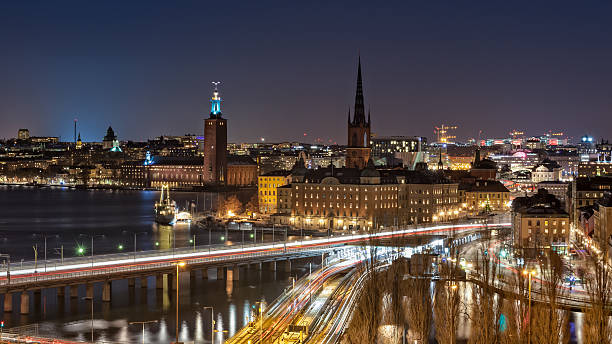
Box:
(129, 320), (158, 344)
(174, 261), (186, 344)
(522, 269), (537, 344)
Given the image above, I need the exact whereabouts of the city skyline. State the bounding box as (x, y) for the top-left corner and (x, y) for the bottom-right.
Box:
(2, 1), (612, 143)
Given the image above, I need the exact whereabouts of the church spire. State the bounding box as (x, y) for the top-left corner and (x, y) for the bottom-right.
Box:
(353, 56), (366, 125)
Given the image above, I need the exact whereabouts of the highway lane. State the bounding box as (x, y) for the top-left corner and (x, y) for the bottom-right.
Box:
(226, 257), (360, 344)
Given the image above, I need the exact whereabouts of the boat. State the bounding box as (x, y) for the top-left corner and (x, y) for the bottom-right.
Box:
(175, 211), (192, 223)
(154, 185), (177, 225)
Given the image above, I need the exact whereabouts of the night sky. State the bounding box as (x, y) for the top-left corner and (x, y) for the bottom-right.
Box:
(2, 1), (612, 143)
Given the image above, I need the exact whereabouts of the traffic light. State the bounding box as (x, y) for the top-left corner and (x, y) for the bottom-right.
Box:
(1, 320), (4, 327)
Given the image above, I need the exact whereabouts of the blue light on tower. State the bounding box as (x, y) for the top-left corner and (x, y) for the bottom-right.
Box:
(210, 81), (222, 116)
(144, 151), (153, 165)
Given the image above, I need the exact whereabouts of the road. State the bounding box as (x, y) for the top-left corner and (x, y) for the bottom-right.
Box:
(0, 221), (510, 289)
(226, 256), (361, 344)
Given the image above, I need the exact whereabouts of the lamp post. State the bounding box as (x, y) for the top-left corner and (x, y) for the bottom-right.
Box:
(523, 269), (537, 344)
(131, 231), (148, 261)
(174, 261), (186, 344)
(129, 320), (158, 344)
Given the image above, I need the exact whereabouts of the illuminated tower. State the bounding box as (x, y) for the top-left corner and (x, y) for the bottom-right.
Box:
(203, 82), (227, 185)
(346, 57), (372, 169)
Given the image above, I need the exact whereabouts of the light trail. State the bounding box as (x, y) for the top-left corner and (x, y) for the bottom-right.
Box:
(0, 222), (510, 285)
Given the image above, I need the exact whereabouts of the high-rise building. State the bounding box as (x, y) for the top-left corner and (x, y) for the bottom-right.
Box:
(203, 83), (227, 185)
(346, 58), (371, 169)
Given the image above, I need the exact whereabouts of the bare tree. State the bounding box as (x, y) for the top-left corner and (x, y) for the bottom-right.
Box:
(529, 250), (569, 344)
(434, 250), (462, 344)
(467, 244), (504, 344)
(406, 276), (432, 343)
(582, 236), (612, 344)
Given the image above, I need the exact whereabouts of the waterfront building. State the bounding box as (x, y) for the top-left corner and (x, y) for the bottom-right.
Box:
(258, 170), (292, 214)
(203, 83), (227, 185)
(226, 155), (258, 186)
(272, 162), (461, 230)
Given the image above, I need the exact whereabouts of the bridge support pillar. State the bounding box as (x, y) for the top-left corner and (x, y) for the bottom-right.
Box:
(201, 269), (208, 280)
(20, 292), (29, 315)
(227, 265), (240, 281)
(284, 259), (292, 272)
(128, 278), (136, 288)
(86, 284), (93, 299)
(217, 267), (225, 280)
(140, 277), (148, 289)
(207, 268), (217, 280)
(178, 271), (190, 290)
(70, 285), (79, 298)
(57, 286), (65, 298)
(167, 273), (174, 291)
(102, 282), (111, 302)
(269, 261), (277, 271)
(4, 293), (12, 312)
(156, 274), (164, 289)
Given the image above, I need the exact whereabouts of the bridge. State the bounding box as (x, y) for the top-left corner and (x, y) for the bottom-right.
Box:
(0, 222), (510, 315)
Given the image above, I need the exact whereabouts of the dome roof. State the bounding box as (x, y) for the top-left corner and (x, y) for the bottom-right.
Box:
(361, 159), (380, 177)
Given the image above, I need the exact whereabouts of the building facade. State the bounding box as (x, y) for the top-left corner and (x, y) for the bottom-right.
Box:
(512, 190), (569, 255)
(258, 170), (292, 214)
(272, 165), (461, 230)
(460, 180), (511, 215)
(531, 159), (561, 182)
(226, 155), (258, 186)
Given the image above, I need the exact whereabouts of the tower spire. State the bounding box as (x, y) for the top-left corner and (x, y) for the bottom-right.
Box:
(353, 56), (365, 125)
(210, 81), (222, 118)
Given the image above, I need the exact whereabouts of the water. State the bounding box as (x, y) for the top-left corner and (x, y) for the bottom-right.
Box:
(0, 186), (310, 343)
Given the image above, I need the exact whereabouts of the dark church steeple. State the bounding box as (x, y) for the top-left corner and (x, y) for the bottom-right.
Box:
(346, 56), (372, 169)
(352, 57), (366, 125)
